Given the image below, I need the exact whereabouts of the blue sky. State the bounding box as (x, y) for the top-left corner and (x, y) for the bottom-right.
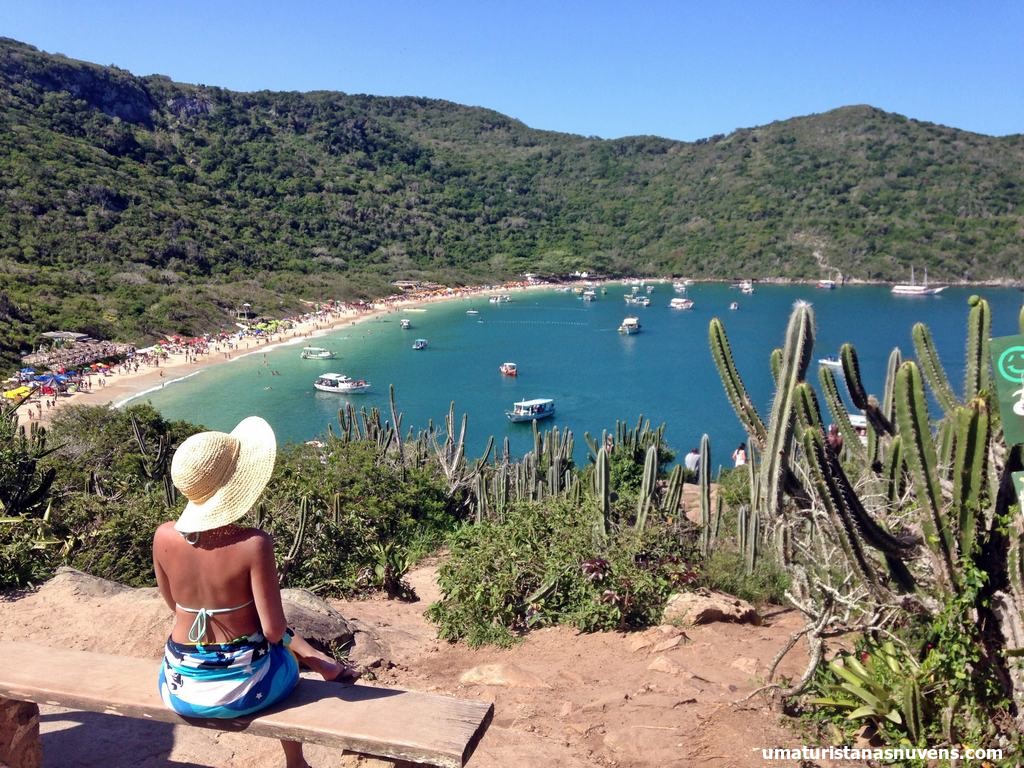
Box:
(2, 1), (1021, 141)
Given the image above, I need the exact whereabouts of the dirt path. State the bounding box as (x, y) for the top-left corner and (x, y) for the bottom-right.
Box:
(1, 565), (813, 767)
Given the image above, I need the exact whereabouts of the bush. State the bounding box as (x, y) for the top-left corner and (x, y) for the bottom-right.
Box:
(426, 496), (697, 646)
(259, 438), (454, 596)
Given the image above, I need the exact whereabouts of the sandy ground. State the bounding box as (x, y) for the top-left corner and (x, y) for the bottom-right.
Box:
(13, 283), (548, 432)
(0, 564), (820, 768)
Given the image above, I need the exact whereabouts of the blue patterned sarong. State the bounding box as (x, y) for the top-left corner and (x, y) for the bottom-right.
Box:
(158, 633), (299, 719)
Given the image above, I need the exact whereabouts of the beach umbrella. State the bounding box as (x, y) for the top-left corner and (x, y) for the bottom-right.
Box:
(19, 367), (35, 375)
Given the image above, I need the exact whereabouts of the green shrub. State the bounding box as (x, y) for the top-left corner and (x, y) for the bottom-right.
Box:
(699, 546), (790, 605)
(427, 496), (697, 647)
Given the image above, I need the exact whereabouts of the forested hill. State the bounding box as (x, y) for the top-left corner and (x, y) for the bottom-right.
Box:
(1, 37), (1022, 367)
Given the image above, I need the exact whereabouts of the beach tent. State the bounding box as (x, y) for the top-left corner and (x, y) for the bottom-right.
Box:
(3, 386), (33, 399)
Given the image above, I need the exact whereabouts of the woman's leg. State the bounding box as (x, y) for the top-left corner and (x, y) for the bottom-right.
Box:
(281, 739), (309, 768)
(287, 633), (359, 682)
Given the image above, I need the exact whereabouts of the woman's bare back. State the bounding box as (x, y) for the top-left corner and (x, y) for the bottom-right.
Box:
(153, 521), (286, 644)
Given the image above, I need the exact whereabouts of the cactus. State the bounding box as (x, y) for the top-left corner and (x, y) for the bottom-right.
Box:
(634, 444), (658, 532)
(698, 434), (712, 557)
(964, 295), (991, 401)
(951, 398), (989, 559)
(895, 361), (957, 588)
(130, 413), (176, 507)
(709, 317), (767, 449)
(912, 322), (960, 416)
(277, 495), (309, 583)
(760, 300), (815, 519)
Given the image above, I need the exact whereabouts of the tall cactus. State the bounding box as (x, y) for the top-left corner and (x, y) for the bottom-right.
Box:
(912, 322), (960, 416)
(760, 300), (815, 519)
(895, 361), (957, 588)
(709, 317), (768, 448)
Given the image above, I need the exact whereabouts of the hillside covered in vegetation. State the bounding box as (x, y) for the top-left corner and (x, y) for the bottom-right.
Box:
(1, 37), (1022, 367)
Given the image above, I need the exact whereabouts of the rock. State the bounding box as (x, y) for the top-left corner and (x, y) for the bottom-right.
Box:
(651, 636), (685, 653)
(661, 589), (760, 626)
(730, 656), (759, 676)
(646, 656), (682, 675)
(459, 663), (551, 688)
(280, 588), (355, 651)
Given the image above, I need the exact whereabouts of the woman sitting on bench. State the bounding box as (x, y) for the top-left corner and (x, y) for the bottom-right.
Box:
(153, 416), (358, 768)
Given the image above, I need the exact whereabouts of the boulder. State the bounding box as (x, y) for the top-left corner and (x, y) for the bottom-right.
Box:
(661, 589), (760, 626)
(459, 663), (551, 688)
(281, 587), (355, 652)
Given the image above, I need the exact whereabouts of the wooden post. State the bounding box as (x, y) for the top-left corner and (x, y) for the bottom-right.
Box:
(0, 696), (41, 768)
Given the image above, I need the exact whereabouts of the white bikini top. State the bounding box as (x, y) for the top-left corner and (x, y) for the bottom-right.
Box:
(175, 599), (254, 643)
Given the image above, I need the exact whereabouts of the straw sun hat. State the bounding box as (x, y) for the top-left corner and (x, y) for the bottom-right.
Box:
(171, 416), (277, 534)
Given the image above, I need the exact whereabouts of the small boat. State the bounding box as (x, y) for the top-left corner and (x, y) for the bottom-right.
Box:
(489, 294), (512, 303)
(669, 297), (694, 310)
(300, 346), (336, 360)
(400, 319), (411, 329)
(506, 398), (555, 422)
(314, 373), (371, 393)
(817, 279), (837, 290)
(739, 280), (755, 295)
(892, 266), (945, 296)
(729, 301), (739, 311)
(819, 355), (844, 373)
(646, 285), (654, 294)
(618, 316), (641, 334)
(412, 338), (428, 350)
(636, 296), (651, 307)
(499, 362), (518, 376)
(466, 309), (480, 315)
(582, 290), (597, 302)
(672, 281), (688, 293)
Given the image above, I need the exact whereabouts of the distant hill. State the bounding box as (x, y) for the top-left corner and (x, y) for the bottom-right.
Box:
(1, 37), (1022, 368)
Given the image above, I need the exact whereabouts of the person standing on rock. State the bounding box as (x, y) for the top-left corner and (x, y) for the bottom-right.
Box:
(153, 416), (358, 768)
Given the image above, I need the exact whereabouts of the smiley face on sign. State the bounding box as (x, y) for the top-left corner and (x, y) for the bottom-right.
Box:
(997, 346), (1024, 384)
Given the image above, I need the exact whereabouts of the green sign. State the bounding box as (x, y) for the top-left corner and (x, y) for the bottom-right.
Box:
(991, 334), (1024, 447)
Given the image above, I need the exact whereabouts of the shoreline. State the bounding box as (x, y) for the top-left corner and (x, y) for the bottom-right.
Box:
(13, 282), (551, 431)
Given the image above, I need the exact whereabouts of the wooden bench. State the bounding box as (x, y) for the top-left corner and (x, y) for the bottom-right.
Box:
(0, 641), (492, 768)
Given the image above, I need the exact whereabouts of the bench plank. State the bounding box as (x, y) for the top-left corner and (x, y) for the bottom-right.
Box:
(0, 641), (491, 767)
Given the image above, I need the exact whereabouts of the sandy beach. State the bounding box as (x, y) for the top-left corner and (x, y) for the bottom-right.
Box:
(12, 281), (553, 432)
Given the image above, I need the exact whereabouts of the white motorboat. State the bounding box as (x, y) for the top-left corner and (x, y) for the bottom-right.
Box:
(618, 316), (641, 334)
(669, 297), (694, 310)
(817, 279), (837, 290)
(729, 301), (739, 310)
(582, 290), (597, 301)
(506, 398), (555, 422)
(413, 338), (428, 350)
(300, 346), (336, 360)
(400, 319), (411, 329)
(892, 266), (945, 295)
(739, 280), (755, 295)
(499, 362), (518, 376)
(819, 355), (843, 373)
(314, 373), (371, 393)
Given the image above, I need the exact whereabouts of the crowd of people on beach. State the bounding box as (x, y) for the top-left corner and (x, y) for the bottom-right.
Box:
(4, 280), (548, 427)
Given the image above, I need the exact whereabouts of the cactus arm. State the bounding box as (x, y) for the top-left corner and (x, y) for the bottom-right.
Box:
(709, 317), (768, 449)
(952, 398), (989, 559)
(818, 367), (869, 466)
(761, 300), (815, 519)
(770, 348), (783, 384)
(895, 361), (957, 588)
(635, 444), (658, 532)
(801, 426), (882, 592)
(882, 435), (905, 506)
(698, 434), (711, 556)
(964, 295), (991, 401)
(912, 322), (961, 416)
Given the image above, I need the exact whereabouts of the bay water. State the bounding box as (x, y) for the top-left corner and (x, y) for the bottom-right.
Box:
(131, 284), (1023, 471)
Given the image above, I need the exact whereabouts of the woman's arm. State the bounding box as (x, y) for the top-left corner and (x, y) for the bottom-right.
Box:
(152, 522), (177, 612)
(250, 532), (288, 643)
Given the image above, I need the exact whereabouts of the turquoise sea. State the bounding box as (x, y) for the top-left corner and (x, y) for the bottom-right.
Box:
(130, 284), (1023, 470)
